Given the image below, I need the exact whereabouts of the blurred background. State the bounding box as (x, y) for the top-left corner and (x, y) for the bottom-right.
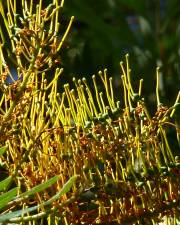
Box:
(59, 0), (180, 109)
(1, 0), (180, 108)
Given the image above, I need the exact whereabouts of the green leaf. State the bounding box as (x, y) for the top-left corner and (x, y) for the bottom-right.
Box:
(0, 146), (7, 156)
(0, 175), (77, 223)
(0, 187), (18, 210)
(0, 176), (12, 192)
(43, 175), (77, 206)
(0, 204), (39, 222)
(17, 175), (61, 199)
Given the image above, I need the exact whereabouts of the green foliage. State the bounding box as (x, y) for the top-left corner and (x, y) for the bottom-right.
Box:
(0, 0), (179, 225)
(0, 176), (77, 223)
(0, 187), (17, 210)
(0, 176), (12, 192)
(0, 146), (7, 156)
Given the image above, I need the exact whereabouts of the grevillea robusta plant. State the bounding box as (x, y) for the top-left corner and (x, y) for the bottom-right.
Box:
(0, 0), (180, 224)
